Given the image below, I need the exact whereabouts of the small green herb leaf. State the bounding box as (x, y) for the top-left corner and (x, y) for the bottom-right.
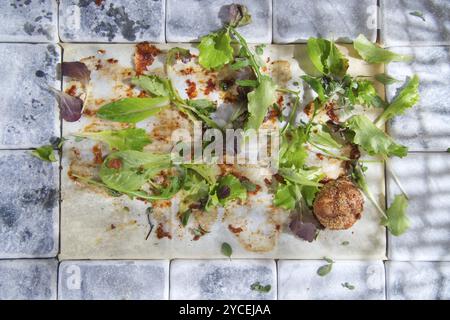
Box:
(97, 97), (169, 123)
(381, 194), (410, 236)
(354, 34), (413, 64)
(341, 282), (355, 290)
(245, 76), (277, 130)
(317, 263), (333, 277)
(250, 282), (271, 293)
(31, 145), (57, 162)
(221, 242), (232, 257)
(76, 128), (151, 151)
(131, 75), (169, 97)
(341, 241), (350, 246)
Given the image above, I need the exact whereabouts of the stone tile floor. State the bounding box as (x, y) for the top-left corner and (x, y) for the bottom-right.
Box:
(0, 0), (449, 300)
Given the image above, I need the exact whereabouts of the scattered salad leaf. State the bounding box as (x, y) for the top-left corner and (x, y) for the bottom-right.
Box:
(217, 175), (247, 204)
(180, 209), (192, 226)
(255, 44), (265, 55)
(166, 47), (191, 66)
(306, 38), (349, 77)
(221, 242), (232, 257)
(198, 30), (234, 70)
(301, 75), (326, 102)
(310, 125), (342, 149)
(278, 167), (323, 188)
(375, 73), (401, 85)
(409, 11), (426, 22)
(341, 241), (350, 246)
(375, 75), (420, 125)
(317, 262), (333, 276)
(50, 88), (83, 122)
(341, 282), (355, 290)
(75, 128), (151, 151)
(245, 76), (277, 130)
(132, 75), (169, 97)
(381, 194), (410, 236)
(354, 34), (413, 64)
(221, 3), (252, 28)
(61, 61), (91, 85)
(346, 115), (408, 158)
(250, 282), (271, 293)
(31, 145), (57, 162)
(274, 183), (298, 210)
(97, 97), (169, 123)
(289, 218), (318, 242)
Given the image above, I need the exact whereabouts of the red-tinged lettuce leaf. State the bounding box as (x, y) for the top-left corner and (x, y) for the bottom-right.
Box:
(50, 87), (83, 122)
(61, 62), (91, 85)
(219, 4), (252, 28)
(289, 219), (317, 242)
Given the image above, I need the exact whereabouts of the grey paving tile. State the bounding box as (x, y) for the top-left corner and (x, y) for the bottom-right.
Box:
(381, 0), (450, 46)
(59, 0), (165, 42)
(0, 259), (58, 300)
(0, 151), (59, 258)
(387, 153), (450, 261)
(386, 46), (450, 151)
(386, 261), (450, 300)
(273, 0), (377, 44)
(58, 260), (169, 300)
(170, 260), (277, 300)
(278, 260), (385, 300)
(166, 0), (272, 43)
(0, 0), (58, 42)
(0, 43), (60, 149)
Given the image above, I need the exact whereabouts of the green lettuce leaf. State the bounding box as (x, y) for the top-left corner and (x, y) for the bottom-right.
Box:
(216, 175), (247, 205)
(306, 38), (349, 77)
(278, 167), (324, 188)
(354, 34), (413, 64)
(245, 75), (277, 130)
(301, 75), (326, 102)
(310, 125), (342, 149)
(166, 47), (191, 66)
(346, 115), (408, 157)
(131, 75), (169, 97)
(381, 194), (410, 236)
(375, 75), (420, 125)
(279, 128), (308, 168)
(375, 73), (401, 85)
(31, 145), (57, 162)
(97, 97), (169, 123)
(76, 128), (151, 151)
(274, 183), (299, 210)
(198, 30), (234, 70)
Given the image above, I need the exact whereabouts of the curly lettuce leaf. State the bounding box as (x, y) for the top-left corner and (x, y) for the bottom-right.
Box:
(381, 194), (410, 236)
(279, 127), (308, 168)
(198, 30), (234, 70)
(306, 38), (349, 77)
(76, 128), (151, 151)
(274, 183), (299, 210)
(354, 34), (413, 64)
(375, 75), (420, 125)
(245, 76), (277, 130)
(346, 115), (408, 158)
(216, 175), (247, 205)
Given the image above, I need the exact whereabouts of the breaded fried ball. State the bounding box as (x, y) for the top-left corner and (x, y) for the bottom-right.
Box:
(313, 177), (364, 230)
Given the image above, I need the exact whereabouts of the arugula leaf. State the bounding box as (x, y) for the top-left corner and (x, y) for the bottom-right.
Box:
(182, 163), (217, 185)
(235, 79), (258, 87)
(279, 127), (308, 168)
(375, 75), (420, 125)
(310, 125), (342, 149)
(354, 34), (413, 64)
(166, 47), (191, 66)
(250, 282), (271, 293)
(217, 175), (247, 205)
(97, 97), (169, 123)
(131, 75), (169, 97)
(381, 194), (410, 236)
(245, 76), (277, 130)
(306, 38), (349, 77)
(346, 115), (408, 158)
(375, 73), (401, 85)
(221, 242), (232, 257)
(278, 167), (324, 188)
(31, 145), (57, 162)
(301, 75), (326, 102)
(99, 151), (172, 194)
(76, 128), (151, 151)
(198, 30), (234, 70)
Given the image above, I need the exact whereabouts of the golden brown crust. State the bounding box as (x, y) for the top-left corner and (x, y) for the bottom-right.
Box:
(313, 177), (364, 230)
